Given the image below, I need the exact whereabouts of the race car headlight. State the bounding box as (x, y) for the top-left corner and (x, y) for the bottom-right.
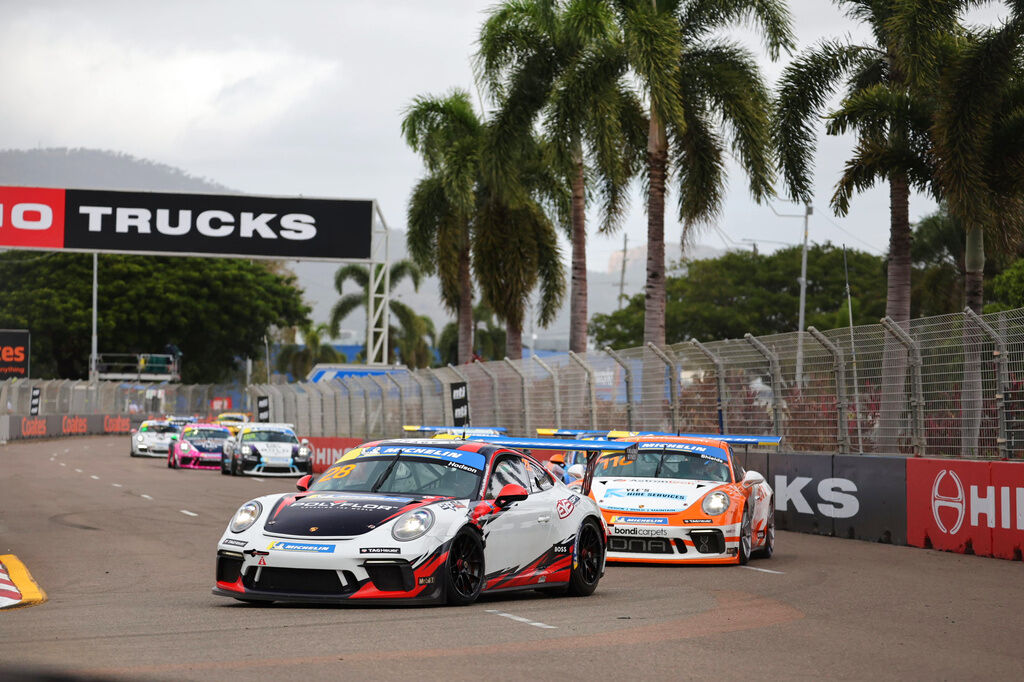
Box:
(391, 508), (434, 541)
(229, 501), (262, 533)
(136, 434), (144, 442)
(241, 445), (252, 456)
(180, 442), (191, 451)
(702, 491), (731, 516)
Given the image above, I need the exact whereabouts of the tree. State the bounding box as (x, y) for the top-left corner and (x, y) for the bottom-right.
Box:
(328, 260), (432, 367)
(590, 244), (887, 347)
(403, 91), (481, 365)
(477, 0), (645, 354)
(0, 252), (309, 382)
(275, 322), (343, 380)
(609, 0), (792, 349)
(438, 303), (507, 365)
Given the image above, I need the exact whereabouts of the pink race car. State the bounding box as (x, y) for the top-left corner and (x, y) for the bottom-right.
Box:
(168, 423), (232, 470)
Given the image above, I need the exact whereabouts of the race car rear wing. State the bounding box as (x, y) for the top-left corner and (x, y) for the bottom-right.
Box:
(403, 425), (508, 436)
(536, 428), (781, 448)
(475, 436), (640, 495)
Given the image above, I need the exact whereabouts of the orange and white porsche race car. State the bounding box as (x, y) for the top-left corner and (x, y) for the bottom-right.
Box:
(477, 434), (774, 565)
(589, 436), (774, 564)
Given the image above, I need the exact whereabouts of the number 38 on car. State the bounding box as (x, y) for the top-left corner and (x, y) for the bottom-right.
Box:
(212, 438), (613, 606)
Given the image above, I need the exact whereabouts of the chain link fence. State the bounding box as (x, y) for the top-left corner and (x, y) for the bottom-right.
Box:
(5, 307), (1024, 457)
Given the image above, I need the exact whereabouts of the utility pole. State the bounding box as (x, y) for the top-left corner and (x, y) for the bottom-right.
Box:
(90, 253), (98, 383)
(617, 233), (628, 309)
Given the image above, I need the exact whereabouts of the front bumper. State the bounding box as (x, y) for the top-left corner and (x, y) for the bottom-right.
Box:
(212, 537), (450, 604)
(238, 459), (311, 477)
(605, 522), (741, 565)
(178, 453), (222, 470)
(132, 441), (170, 457)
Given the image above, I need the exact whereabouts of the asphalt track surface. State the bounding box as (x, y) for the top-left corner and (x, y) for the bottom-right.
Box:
(2, 436), (1023, 681)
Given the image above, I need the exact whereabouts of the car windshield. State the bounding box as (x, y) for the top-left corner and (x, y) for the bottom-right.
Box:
(183, 428), (229, 440)
(311, 456), (482, 499)
(140, 423), (177, 434)
(241, 430), (298, 444)
(596, 449), (731, 483)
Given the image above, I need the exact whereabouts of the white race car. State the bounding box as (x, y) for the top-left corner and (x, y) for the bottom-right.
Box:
(212, 438), (621, 605)
(221, 423), (312, 477)
(129, 420), (180, 458)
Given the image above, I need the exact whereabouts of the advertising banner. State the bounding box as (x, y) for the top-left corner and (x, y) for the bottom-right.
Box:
(769, 452), (837, 535)
(0, 186), (372, 261)
(0, 329), (30, 379)
(907, 458), (1024, 559)
(449, 381), (469, 427)
(255, 396), (271, 422)
(7, 413), (135, 440)
(308, 437), (365, 473)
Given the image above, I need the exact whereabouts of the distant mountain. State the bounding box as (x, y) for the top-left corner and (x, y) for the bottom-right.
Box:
(0, 148), (723, 351)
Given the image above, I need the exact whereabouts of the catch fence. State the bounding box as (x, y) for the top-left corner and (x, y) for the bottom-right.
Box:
(4, 307), (1024, 458)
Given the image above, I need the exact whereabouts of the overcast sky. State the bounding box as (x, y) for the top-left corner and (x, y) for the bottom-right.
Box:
(0, 1), (1010, 274)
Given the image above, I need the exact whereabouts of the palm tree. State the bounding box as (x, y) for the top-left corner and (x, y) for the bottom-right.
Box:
(438, 302), (507, 364)
(275, 322), (343, 380)
(403, 91), (481, 365)
(608, 0), (791, 349)
(477, 0), (646, 354)
(391, 305), (437, 369)
(328, 259), (426, 365)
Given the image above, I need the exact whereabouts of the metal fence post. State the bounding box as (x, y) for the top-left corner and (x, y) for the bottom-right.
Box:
(808, 326), (850, 454)
(880, 316), (925, 457)
(369, 374), (391, 436)
(744, 334), (784, 438)
(387, 371), (406, 428)
(691, 339), (728, 434)
(473, 359), (501, 427)
(409, 371), (431, 425)
(504, 358), (530, 435)
(604, 347), (634, 431)
(646, 343), (679, 433)
(425, 368), (447, 424)
(532, 355), (561, 429)
(965, 308), (1009, 459)
(568, 351), (597, 429)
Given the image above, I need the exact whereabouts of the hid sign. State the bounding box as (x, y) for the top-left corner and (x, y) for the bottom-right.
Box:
(0, 186), (372, 261)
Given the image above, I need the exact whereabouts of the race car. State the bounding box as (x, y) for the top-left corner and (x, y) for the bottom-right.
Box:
(478, 435), (774, 565)
(168, 423), (232, 470)
(221, 423), (313, 477)
(212, 437), (620, 605)
(164, 414), (199, 428)
(215, 412), (252, 435)
(129, 419), (181, 457)
(402, 425), (508, 438)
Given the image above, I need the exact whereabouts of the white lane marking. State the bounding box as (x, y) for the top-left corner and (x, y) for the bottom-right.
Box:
(74, 468), (83, 473)
(60, 463), (66, 467)
(252, 478), (264, 482)
(180, 510), (198, 517)
(112, 483), (123, 488)
(140, 494), (154, 501)
(741, 565), (785, 574)
(63, 448), (69, 453)
(485, 609), (557, 630)
(90, 475), (100, 480)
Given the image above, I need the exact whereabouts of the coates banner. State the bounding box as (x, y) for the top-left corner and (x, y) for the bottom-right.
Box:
(10, 413), (135, 439)
(907, 458), (1024, 560)
(0, 186), (372, 261)
(0, 329), (30, 379)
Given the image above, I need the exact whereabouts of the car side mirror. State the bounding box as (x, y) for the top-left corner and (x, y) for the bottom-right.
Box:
(567, 464), (586, 480)
(742, 470), (765, 487)
(494, 483), (529, 509)
(296, 474), (312, 492)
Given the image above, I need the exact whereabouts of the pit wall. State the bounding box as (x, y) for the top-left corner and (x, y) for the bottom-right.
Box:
(5, 419), (1021, 562)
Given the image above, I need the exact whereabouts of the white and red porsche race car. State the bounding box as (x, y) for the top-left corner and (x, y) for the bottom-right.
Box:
(213, 438), (621, 605)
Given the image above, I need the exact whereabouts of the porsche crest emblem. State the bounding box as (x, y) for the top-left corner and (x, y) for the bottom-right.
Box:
(309, 526), (319, 532)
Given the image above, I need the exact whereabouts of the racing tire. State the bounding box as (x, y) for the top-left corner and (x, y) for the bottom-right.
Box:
(444, 529), (484, 606)
(220, 457), (231, 475)
(738, 504), (753, 565)
(752, 498), (775, 559)
(565, 519), (604, 597)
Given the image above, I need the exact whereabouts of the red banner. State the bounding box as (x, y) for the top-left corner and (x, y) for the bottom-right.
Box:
(907, 458), (1024, 559)
(308, 437), (364, 473)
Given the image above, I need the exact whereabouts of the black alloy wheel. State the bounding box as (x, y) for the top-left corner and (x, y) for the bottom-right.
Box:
(567, 519), (604, 596)
(445, 530), (484, 606)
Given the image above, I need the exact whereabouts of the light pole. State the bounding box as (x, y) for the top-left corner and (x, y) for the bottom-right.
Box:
(768, 202), (813, 387)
